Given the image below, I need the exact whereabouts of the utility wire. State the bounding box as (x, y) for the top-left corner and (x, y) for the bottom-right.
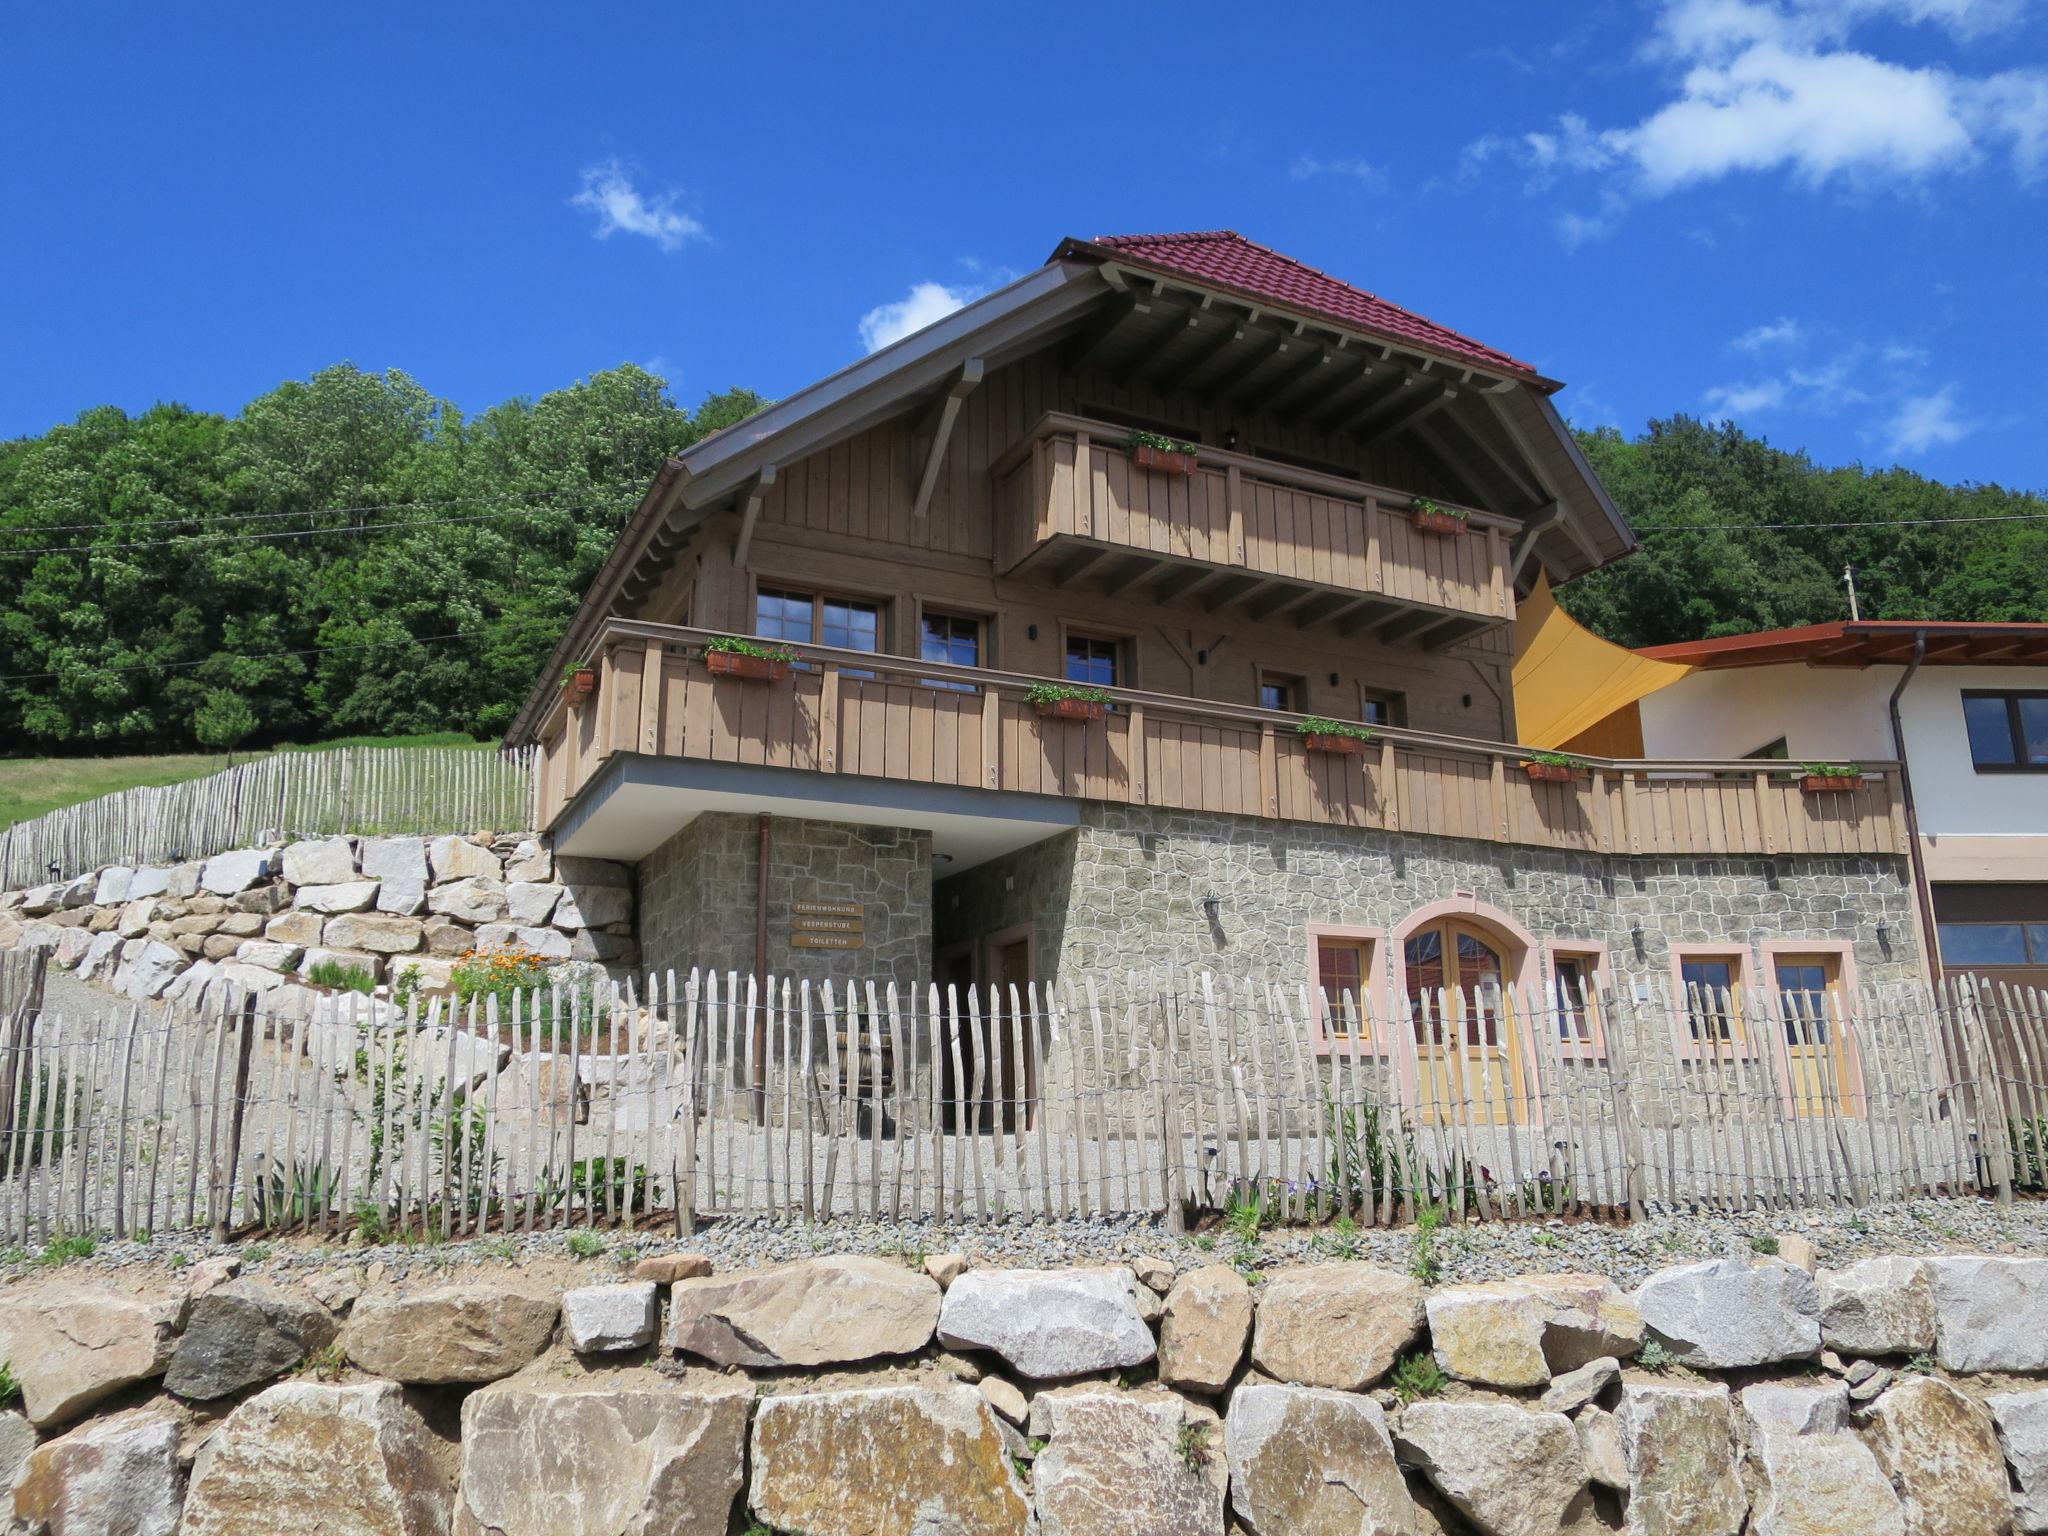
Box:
(0, 503), (637, 558)
(0, 480), (650, 537)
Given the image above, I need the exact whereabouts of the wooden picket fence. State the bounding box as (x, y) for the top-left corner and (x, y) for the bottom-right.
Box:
(0, 948), (2041, 1242)
(0, 746), (536, 887)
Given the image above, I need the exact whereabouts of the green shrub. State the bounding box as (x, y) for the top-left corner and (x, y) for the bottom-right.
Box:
(1122, 429), (1199, 457)
(1296, 716), (1377, 741)
(704, 635), (800, 662)
(1176, 1420), (1214, 1470)
(566, 1229), (607, 1259)
(1023, 682), (1110, 707)
(307, 959), (376, 994)
(1409, 1204), (1447, 1285)
(1638, 1338), (1674, 1374)
(1390, 1351), (1449, 1401)
(0, 1361), (17, 1407)
(1748, 1234), (1780, 1256)
(39, 1234), (94, 1266)
(1409, 497), (1469, 522)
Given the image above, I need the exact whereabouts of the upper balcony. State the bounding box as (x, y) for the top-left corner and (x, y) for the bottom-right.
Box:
(992, 413), (1516, 650)
(534, 621), (1908, 868)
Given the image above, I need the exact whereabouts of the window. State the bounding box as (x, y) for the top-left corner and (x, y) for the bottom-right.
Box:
(1939, 921), (2048, 966)
(1679, 954), (1743, 1043)
(1773, 955), (1837, 1046)
(755, 586), (884, 676)
(1258, 671), (1305, 713)
(1744, 737), (1790, 761)
(1551, 954), (1600, 1045)
(1065, 634), (1123, 689)
(1316, 937), (1372, 1035)
(1359, 689), (1406, 728)
(1963, 691), (2048, 771)
(920, 611), (982, 691)
(1405, 922), (1505, 1047)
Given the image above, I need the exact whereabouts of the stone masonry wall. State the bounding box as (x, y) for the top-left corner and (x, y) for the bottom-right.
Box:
(937, 803), (1922, 994)
(0, 1245), (2042, 1536)
(639, 811), (932, 993)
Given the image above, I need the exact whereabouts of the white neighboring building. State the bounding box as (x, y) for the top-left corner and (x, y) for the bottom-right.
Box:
(1628, 621), (2048, 992)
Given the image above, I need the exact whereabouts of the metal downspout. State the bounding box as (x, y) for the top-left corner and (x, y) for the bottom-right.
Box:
(1886, 633), (1939, 982)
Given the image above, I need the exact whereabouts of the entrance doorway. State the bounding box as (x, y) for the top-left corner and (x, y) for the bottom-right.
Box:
(1773, 952), (1858, 1118)
(934, 929), (1036, 1132)
(1404, 919), (1527, 1124)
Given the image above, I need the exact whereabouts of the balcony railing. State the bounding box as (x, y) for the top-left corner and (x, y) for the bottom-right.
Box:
(534, 623), (1908, 862)
(992, 413), (1515, 645)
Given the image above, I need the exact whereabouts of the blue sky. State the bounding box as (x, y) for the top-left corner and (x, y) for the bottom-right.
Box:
(3, 1), (2044, 489)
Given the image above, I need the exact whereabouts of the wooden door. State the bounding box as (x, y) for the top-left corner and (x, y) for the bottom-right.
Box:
(1774, 955), (1854, 1118)
(1406, 921), (1526, 1124)
(985, 935), (1036, 1131)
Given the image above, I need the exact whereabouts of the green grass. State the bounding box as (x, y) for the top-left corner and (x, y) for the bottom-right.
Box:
(0, 733), (495, 831)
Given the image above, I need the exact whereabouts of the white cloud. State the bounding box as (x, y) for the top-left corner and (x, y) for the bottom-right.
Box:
(1704, 378), (1790, 413)
(570, 160), (706, 252)
(1290, 154), (1392, 191)
(857, 281), (986, 353)
(1464, 0), (2047, 239)
(1733, 316), (1804, 349)
(1885, 384), (1976, 452)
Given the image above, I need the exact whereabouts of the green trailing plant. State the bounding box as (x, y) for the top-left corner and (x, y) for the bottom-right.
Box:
(1794, 762), (1860, 779)
(1390, 1351), (1449, 1402)
(1410, 1203), (1447, 1284)
(39, 1234), (94, 1266)
(307, 958), (376, 994)
(1024, 681), (1111, 707)
(704, 635), (800, 662)
(1123, 429), (1200, 457)
(1176, 1420), (1214, 1471)
(558, 658), (596, 692)
(1409, 497), (1469, 522)
(1524, 750), (1585, 769)
(1296, 716), (1377, 742)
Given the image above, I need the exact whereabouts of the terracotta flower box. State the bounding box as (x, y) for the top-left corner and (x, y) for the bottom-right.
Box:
(1800, 773), (1860, 793)
(1522, 760), (1577, 784)
(565, 667), (598, 701)
(1303, 733), (1368, 756)
(1132, 443), (1198, 476)
(1411, 507), (1469, 536)
(1033, 696), (1107, 722)
(706, 650), (793, 683)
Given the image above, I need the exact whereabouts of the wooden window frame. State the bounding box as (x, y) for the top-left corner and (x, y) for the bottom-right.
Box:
(1057, 621), (1136, 692)
(1306, 923), (1384, 1051)
(912, 599), (994, 692)
(1357, 685), (1407, 729)
(1257, 668), (1308, 715)
(1758, 938), (1865, 1114)
(1542, 942), (1609, 1060)
(1962, 689), (2048, 774)
(748, 573), (896, 655)
(1666, 943), (1756, 1060)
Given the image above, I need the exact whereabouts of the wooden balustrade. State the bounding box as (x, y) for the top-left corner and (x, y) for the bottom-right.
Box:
(535, 623), (1907, 861)
(994, 412), (1514, 634)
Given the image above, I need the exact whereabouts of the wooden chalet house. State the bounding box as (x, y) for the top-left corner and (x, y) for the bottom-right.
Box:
(507, 232), (1921, 1114)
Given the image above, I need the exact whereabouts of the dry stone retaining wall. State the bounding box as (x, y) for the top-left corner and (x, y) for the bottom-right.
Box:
(0, 1247), (2042, 1534)
(0, 834), (636, 1015)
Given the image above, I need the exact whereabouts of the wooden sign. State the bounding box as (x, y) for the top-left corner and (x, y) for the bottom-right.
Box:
(792, 931), (863, 950)
(791, 896), (864, 949)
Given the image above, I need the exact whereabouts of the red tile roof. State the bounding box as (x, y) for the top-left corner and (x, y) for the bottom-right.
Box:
(1062, 231), (1544, 382)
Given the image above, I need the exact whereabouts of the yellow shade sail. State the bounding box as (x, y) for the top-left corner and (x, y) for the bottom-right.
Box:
(1511, 572), (1692, 751)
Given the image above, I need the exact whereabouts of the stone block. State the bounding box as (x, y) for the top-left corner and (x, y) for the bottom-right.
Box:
(1928, 1256), (2048, 1373)
(281, 837), (356, 886)
(116, 941), (186, 1000)
(341, 1286), (558, 1385)
(1817, 1256), (1935, 1357)
(458, 1368), (749, 1536)
(504, 839), (553, 882)
(1158, 1264), (1250, 1394)
(1395, 1401), (1594, 1536)
(507, 881), (561, 925)
(427, 877), (508, 924)
(14, 1407), (183, 1536)
(324, 913), (424, 954)
(668, 1255), (939, 1369)
(93, 865), (135, 905)
(358, 837), (428, 884)
(474, 922), (571, 960)
(1990, 1389), (2048, 1534)
(166, 1281), (338, 1400)
(52, 926), (92, 969)
(554, 855), (630, 888)
(1866, 1376), (2012, 1536)
(199, 849), (269, 895)
(632, 1254), (712, 1284)
(561, 1281), (659, 1353)
(1752, 1432), (1904, 1536)
(126, 866), (171, 900)
(231, 884), (289, 915)
(429, 835), (502, 882)
(1033, 1389), (1226, 1536)
(299, 948), (384, 983)
(295, 880), (379, 914)
(1634, 1257), (1819, 1368)
(233, 939), (303, 973)
(217, 911), (264, 936)
(375, 876), (426, 916)
(554, 884), (633, 929)
(937, 1266), (1153, 1380)
(749, 1385), (1031, 1536)
(1615, 1383), (1747, 1536)
(1226, 1383), (1415, 1536)
(264, 910), (324, 947)
(1250, 1264), (1424, 1392)
(423, 919), (473, 957)
(1739, 1381), (1848, 1439)
(0, 1287), (178, 1427)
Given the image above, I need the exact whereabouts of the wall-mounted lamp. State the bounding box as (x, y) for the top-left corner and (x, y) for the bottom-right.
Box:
(1201, 894), (1221, 922)
(1628, 918), (1646, 959)
(1875, 919), (1890, 943)
(1026, 624), (1039, 642)
(1196, 650), (1207, 666)
(1328, 672), (1339, 687)
(1222, 429), (1240, 451)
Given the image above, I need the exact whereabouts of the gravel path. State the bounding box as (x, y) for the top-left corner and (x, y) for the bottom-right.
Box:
(12, 1193), (2046, 1293)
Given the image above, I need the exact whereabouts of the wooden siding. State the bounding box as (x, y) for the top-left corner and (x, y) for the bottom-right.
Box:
(537, 623), (1908, 863)
(997, 418), (1513, 626)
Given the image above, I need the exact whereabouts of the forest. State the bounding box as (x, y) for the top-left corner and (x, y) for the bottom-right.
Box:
(1, 363), (2042, 755)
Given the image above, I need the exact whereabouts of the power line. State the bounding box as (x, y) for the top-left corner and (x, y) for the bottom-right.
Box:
(1637, 510), (2048, 532)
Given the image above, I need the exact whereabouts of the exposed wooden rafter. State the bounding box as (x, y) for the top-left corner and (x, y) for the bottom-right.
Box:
(730, 464), (777, 570)
(1355, 381), (1456, 447)
(909, 359), (985, 522)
